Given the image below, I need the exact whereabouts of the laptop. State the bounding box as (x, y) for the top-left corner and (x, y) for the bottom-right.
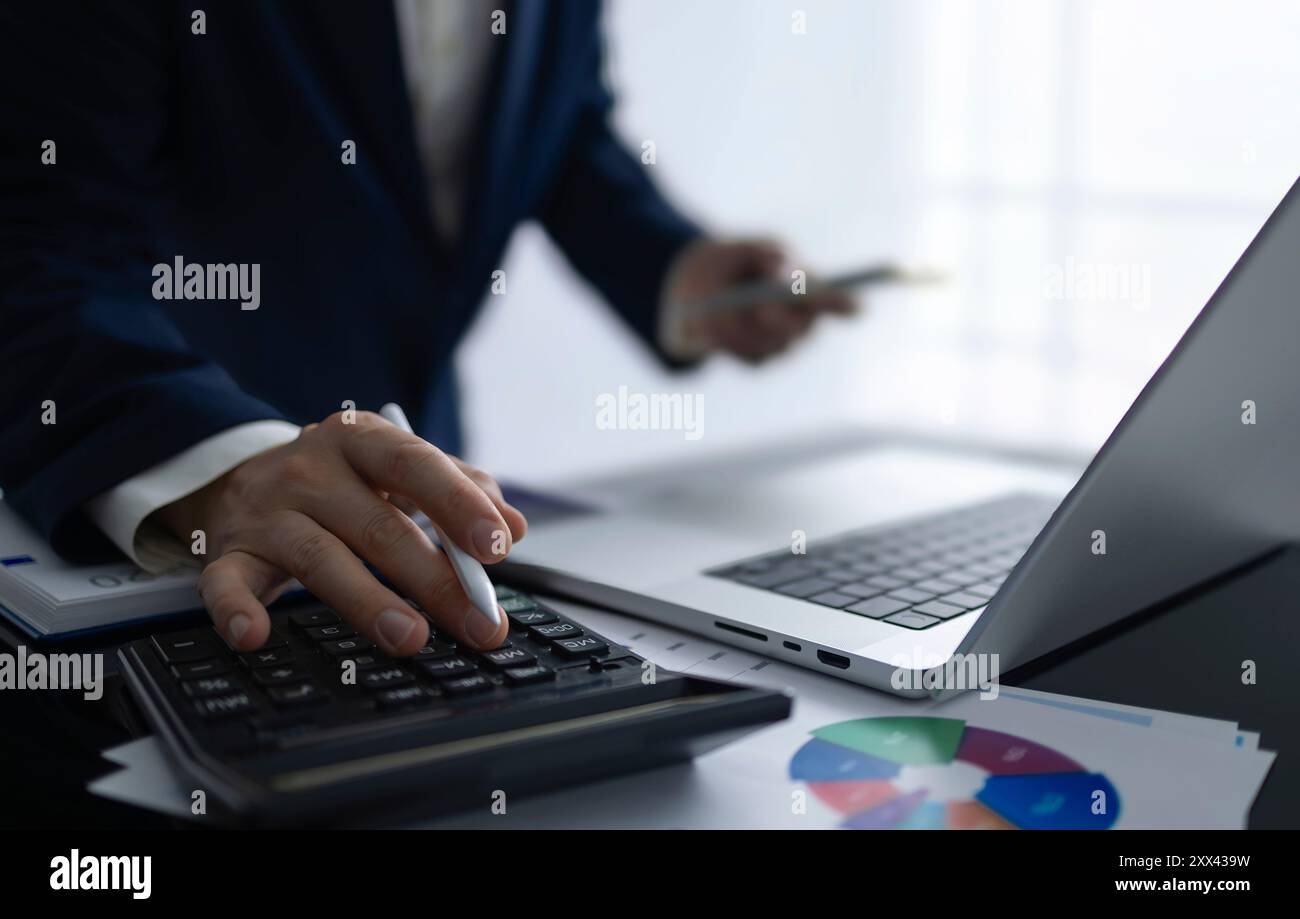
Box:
(502, 175), (1300, 696)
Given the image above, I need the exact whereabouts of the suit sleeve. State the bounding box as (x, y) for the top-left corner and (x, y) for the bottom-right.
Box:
(0, 2), (287, 560)
(533, 4), (705, 364)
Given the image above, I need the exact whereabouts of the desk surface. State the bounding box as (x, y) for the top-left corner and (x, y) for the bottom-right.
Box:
(1010, 545), (1298, 829)
(2, 546), (1294, 829)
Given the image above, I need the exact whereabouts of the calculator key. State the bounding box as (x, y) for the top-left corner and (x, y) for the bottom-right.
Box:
(182, 675), (242, 698)
(441, 674), (494, 697)
(375, 685), (440, 709)
(420, 656), (478, 680)
(361, 667), (415, 691)
(499, 595), (537, 613)
(258, 629), (289, 650)
(193, 692), (256, 720)
(503, 665), (553, 686)
(306, 624), (355, 642)
(530, 621), (582, 641)
(153, 629), (221, 664)
(288, 609), (340, 629)
(552, 635), (610, 659)
(482, 646), (536, 669)
(268, 683), (327, 708)
(171, 659), (230, 680)
(239, 648), (295, 669)
(508, 608), (558, 628)
(412, 641), (457, 661)
(338, 652), (388, 671)
(253, 664), (312, 686)
(322, 638), (373, 657)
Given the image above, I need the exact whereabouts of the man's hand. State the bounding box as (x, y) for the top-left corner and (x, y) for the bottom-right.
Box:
(662, 238), (857, 362)
(155, 411), (527, 655)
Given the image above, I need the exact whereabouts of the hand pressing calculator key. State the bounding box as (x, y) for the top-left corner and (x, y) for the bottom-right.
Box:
(118, 585), (790, 826)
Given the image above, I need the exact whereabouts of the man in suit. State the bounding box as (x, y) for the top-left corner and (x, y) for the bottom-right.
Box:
(0, 1), (851, 655)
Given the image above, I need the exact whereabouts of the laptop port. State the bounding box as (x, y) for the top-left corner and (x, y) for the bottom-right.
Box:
(783, 641), (801, 652)
(817, 650), (850, 670)
(715, 621), (767, 642)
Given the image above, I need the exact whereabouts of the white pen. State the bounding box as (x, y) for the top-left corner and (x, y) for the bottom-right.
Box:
(378, 402), (503, 631)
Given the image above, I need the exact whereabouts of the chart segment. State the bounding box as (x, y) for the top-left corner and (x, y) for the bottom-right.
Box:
(790, 716), (1121, 829)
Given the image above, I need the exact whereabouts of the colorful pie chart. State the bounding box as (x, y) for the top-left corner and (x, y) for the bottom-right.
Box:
(789, 716), (1120, 829)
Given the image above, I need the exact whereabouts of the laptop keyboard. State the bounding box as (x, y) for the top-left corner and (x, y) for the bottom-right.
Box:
(708, 492), (1056, 631)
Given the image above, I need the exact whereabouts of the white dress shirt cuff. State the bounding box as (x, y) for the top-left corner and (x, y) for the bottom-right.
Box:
(85, 420), (302, 572)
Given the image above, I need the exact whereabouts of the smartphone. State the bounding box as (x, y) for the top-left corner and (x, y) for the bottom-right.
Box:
(685, 262), (947, 316)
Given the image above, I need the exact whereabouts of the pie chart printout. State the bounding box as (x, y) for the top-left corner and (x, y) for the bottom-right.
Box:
(788, 716), (1121, 830)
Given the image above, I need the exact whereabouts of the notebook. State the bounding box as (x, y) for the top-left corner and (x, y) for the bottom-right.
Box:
(0, 502), (202, 639)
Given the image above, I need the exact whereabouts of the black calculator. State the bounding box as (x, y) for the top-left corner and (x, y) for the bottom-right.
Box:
(117, 585), (790, 826)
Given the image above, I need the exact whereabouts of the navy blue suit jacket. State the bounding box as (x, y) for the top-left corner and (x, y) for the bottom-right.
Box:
(0, 1), (701, 559)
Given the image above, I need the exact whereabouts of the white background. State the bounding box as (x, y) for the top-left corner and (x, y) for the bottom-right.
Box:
(457, 0), (1300, 484)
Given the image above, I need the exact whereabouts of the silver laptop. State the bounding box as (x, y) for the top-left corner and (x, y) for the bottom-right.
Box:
(503, 175), (1300, 696)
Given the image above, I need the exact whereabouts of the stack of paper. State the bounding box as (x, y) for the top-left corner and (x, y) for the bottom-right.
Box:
(0, 502), (201, 638)
(88, 598), (1276, 829)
